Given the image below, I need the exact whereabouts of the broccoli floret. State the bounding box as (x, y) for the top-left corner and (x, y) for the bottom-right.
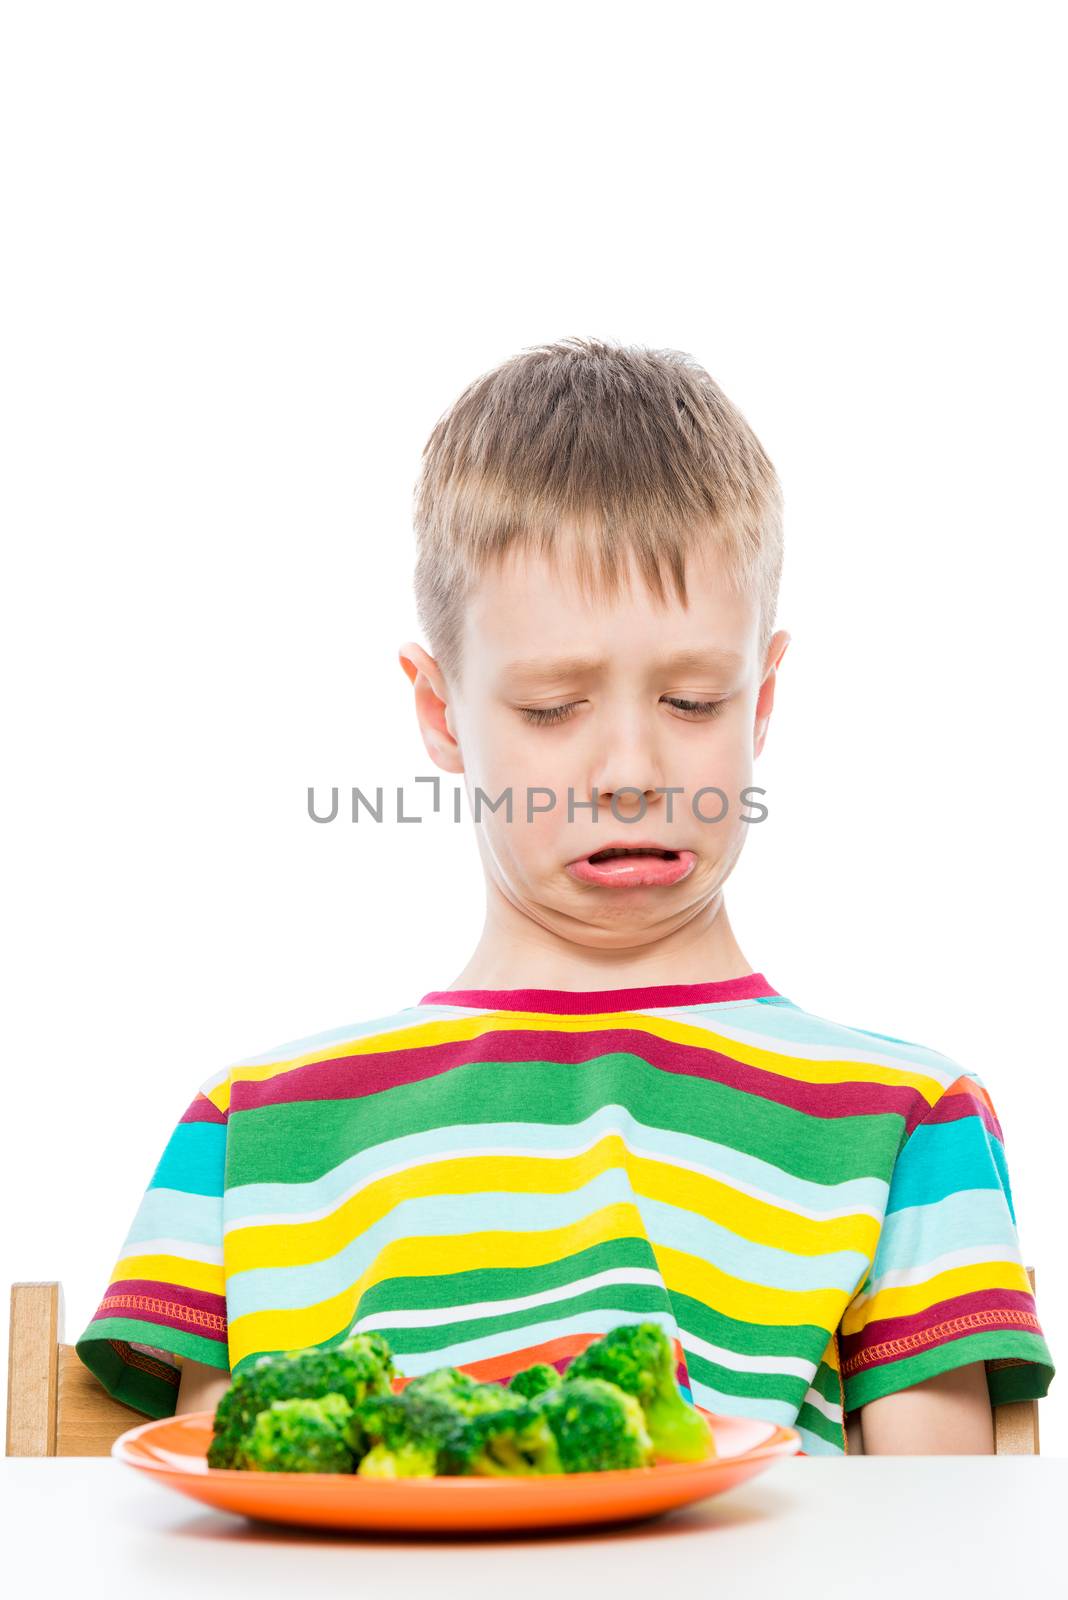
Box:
(403, 1367), (517, 1418)
(508, 1363), (559, 1400)
(531, 1377), (652, 1472)
(351, 1389), (466, 1478)
(208, 1330), (395, 1469)
(354, 1374), (560, 1477)
(436, 1401), (563, 1477)
(234, 1394), (356, 1473)
(563, 1322), (712, 1462)
(359, 1439), (440, 1478)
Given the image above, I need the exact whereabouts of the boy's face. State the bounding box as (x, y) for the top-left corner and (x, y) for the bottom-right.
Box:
(403, 539), (788, 952)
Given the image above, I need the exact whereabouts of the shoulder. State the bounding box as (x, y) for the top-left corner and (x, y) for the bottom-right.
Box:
(741, 995), (1009, 1158)
(743, 992), (981, 1101)
(193, 1004), (430, 1113)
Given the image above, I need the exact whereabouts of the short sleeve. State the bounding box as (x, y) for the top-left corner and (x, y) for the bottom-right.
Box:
(839, 1072), (1054, 1413)
(74, 1074), (230, 1419)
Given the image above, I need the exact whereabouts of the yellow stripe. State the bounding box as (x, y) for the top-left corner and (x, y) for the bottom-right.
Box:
(110, 1253), (225, 1298)
(211, 1011), (948, 1114)
(225, 1203), (852, 1371)
(223, 1136), (881, 1274)
(227, 1200), (641, 1368)
(655, 1243), (846, 1328)
(839, 1259), (1032, 1333)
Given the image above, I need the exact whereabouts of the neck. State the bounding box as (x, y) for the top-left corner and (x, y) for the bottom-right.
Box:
(442, 885), (754, 992)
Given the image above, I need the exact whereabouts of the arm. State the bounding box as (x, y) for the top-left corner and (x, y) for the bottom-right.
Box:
(176, 1357), (232, 1418)
(857, 1360), (995, 1454)
(840, 1072), (1051, 1452)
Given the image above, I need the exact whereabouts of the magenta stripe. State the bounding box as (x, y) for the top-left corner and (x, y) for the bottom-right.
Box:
(90, 1277), (227, 1337)
(840, 1286), (1040, 1368)
(418, 972), (780, 1014)
(921, 1087), (1003, 1143)
(181, 1092), (227, 1125)
(228, 1023), (933, 1130)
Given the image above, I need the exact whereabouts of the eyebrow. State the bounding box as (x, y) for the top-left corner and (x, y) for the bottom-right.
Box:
(500, 647), (747, 685)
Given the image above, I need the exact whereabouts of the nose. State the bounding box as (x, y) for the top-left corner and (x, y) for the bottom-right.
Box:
(588, 714), (666, 820)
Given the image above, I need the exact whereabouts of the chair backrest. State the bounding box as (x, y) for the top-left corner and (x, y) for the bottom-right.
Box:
(7, 1273), (1042, 1457)
(6, 1281), (150, 1457)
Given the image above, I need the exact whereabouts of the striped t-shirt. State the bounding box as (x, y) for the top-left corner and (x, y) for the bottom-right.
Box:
(76, 973), (1055, 1455)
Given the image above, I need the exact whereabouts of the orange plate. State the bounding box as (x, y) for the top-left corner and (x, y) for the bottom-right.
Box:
(112, 1406), (800, 1533)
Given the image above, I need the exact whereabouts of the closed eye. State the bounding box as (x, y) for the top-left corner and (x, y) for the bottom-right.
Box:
(518, 697), (726, 726)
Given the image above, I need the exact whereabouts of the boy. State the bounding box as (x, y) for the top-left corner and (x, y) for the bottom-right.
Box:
(76, 337), (1054, 1455)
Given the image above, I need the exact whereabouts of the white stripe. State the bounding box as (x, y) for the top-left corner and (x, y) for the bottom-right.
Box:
(681, 1328), (817, 1383)
(851, 1240), (1019, 1306)
(802, 1386), (844, 1424)
(354, 1269), (828, 1394)
(196, 1064), (232, 1097)
(118, 1237), (224, 1266)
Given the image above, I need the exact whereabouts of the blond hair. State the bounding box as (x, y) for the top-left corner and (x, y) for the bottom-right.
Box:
(412, 335), (783, 689)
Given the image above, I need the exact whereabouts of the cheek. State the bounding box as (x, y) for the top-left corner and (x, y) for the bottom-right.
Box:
(476, 732), (554, 809)
(465, 725), (569, 861)
(674, 723), (751, 786)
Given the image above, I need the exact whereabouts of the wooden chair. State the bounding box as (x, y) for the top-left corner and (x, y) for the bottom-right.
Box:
(7, 1274), (1043, 1458)
(6, 1281), (155, 1457)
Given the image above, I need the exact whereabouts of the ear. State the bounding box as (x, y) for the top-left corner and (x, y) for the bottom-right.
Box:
(397, 646), (419, 687)
(754, 629), (790, 757)
(397, 640), (463, 774)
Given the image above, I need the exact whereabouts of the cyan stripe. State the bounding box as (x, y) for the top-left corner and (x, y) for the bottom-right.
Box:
(687, 1375), (799, 1429)
(792, 1422), (843, 1456)
(121, 1188), (223, 1250)
(888, 1118), (1005, 1211)
(872, 1188), (1019, 1276)
(149, 1123), (225, 1197)
(990, 1137), (1015, 1222)
(675, 1000), (962, 1079)
(225, 1169), (870, 1320)
(223, 1102), (888, 1224)
(234, 1008), (439, 1068)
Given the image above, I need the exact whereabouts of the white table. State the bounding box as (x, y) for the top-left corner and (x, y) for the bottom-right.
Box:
(2, 1457), (1062, 1597)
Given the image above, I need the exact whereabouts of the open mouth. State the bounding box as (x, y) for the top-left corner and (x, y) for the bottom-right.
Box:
(585, 847), (679, 864)
(565, 845), (697, 888)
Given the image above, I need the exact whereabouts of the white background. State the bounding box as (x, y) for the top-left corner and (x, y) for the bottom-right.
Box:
(2, 1), (1065, 1453)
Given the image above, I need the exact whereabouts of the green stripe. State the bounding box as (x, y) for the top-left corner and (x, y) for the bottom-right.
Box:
(358, 1256), (844, 1405)
(669, 1288), (834, 1363)
(373, 1281), (673, 1357)
(355, 1236), (659, 1315)
(686, 1347), (806, 1406)
(228, 1052), (898, 1186)
(796, 1399), (844, 1448)
(843, 1330), (1054, 1410)
(75, 1321), (229, 1420)
(811, 1359), (842, 1404)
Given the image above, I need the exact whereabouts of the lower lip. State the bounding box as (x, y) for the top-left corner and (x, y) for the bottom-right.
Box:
(565, 850), (698, 888)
